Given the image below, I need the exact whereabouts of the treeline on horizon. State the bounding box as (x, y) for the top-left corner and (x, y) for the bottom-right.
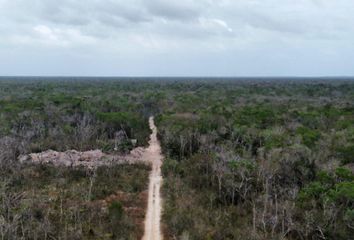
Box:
(0, 78), (354, 239)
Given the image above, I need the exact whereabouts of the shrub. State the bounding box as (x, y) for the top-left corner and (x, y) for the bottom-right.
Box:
(108, 201), (124, 222)
(298, 181), (327, 207)
(328, 182), (354, 203)
(296, 126), (321, 147)
(335, 167), (354, 181)
(337, 145), (354, 164)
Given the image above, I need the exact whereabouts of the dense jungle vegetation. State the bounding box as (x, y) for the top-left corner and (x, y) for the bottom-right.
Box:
(155, 78), (354, 240)
(1, 77), (354, 239)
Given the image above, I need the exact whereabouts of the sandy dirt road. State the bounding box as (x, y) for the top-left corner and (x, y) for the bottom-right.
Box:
(142, 116), (163, 240)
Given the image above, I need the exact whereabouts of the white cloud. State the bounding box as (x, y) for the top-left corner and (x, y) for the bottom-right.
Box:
(33, 25), (96, 47)
(34, 25), (57, 41)
(199, 18), (233, 33)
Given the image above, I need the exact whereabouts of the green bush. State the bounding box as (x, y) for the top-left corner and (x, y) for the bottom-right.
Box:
(328, 182), (354, 203)
(337, 145), (354, 164)
(97, 112), (136, 126)
(108, 201), (124, 222)
(316, 170), (334, 184)
(335, 167), (354, 181)
(296, 126), (321, 147)
(344, 209), (354, 227)
(298, 181), (327, 205)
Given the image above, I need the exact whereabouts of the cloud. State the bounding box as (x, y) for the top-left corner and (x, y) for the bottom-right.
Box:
(199, 18), (233, 33)
(33, 25), (96, 47)
(0, 0), (353, 76)
(143, 0), (204, 21)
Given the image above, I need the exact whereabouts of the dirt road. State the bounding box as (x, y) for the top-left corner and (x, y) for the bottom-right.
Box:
(142, 116), (163, 240)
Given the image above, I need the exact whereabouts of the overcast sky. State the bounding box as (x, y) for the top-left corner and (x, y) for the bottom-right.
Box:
(0, 0), (353, 76)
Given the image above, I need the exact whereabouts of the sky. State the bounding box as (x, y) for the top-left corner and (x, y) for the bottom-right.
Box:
(0, 0), (353, 77)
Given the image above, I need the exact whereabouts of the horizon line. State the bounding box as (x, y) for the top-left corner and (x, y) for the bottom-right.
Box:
(1, 75), (354, 79)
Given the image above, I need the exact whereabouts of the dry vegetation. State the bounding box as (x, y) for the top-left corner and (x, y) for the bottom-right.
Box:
(1, 77), (354, 239)
(155, 79), (354, 240)
(0, 78), (153, 239)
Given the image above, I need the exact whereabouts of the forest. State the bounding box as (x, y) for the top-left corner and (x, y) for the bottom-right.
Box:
(0, 77), (354, 239)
